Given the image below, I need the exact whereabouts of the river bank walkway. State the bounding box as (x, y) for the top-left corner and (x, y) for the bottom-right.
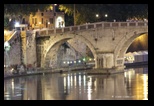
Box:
(4, 66), (92, 79)
(4, 61), (148, 79)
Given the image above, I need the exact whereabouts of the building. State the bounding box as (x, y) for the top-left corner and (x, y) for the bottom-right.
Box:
(29, 4), (65, 29)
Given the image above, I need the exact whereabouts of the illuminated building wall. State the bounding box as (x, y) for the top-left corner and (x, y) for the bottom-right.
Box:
(55, 12), (65, 28)
(29, 9), (64, 29)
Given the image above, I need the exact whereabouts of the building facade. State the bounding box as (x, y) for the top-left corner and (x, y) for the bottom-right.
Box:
(29, 6), (65, 29)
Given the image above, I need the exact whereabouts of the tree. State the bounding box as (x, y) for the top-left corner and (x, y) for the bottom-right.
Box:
(59, 4), (148, 25)
(4, 16), (9, 30)
(4, 4), (51, 16)
(59, 4), (102, 25)
(4, 4), (51, 29)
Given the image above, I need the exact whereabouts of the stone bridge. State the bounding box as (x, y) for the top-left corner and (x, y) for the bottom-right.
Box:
(36, 21), (148, 69)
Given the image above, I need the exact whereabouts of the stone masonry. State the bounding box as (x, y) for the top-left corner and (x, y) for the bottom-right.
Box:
(5, 22), (148, 70)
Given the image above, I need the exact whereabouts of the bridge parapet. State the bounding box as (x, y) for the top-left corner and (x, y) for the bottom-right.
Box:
(6, 31), (19, 45)
(36, 22), (148, 37)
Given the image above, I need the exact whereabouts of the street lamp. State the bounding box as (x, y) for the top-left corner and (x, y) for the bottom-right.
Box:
(15, 22), (20, 27)
(96, 14), (99, 22)
(4, 30), (8, 69)
(96, 14), (99, 18)
(74, 4), (76, 26)
(53, 4), (57, 28)
(15, 22), (24, 65)
(105, 14), (108, 21)
(48, 22), (50, 28)
(4, 41), (11, 69)
(9, 18), (12, 22)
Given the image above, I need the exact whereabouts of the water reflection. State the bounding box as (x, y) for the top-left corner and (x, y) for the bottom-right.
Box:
(124, 67), (148, 100)
(4, 67), (148, 100)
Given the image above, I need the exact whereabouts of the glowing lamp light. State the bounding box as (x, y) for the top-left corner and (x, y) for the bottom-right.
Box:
(105, 14), (108, 17)
(4, 41), (10, 47)
(4, 41), (11, 51)
(11, 68), (14, 72)
(67, 61), (69, 64)
(89, 58), (92, 61)
(48, 22), (50, 24)
(83, 58), (86, 61)
(96, 14), (99, 17)
(63, 61), (66, 64)
(15, 22), (19, 27)
(144, 18), (147, 22)
(74, 61), (76, 63)
(78, 60), (81, 63)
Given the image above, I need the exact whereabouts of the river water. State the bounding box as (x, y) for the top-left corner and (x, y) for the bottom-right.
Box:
(4, 67), (148, 100)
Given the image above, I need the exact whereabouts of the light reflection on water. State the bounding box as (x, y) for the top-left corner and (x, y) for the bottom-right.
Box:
(4, 67), (148, 100)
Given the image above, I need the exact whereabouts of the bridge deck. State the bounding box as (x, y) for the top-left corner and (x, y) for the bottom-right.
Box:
(36, 22), (148, 37)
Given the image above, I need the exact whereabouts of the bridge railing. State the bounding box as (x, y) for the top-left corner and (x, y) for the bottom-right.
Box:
(36, 22), (148, 37)
(6, 31), (20, 45)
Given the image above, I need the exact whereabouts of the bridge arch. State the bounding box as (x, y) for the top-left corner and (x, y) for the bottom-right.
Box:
(42, 33), (97, 68)
(114, 30), (148, 67)
(36, 22), (148, 69)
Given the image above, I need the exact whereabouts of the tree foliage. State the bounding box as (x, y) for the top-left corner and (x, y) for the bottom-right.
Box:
(4, 16), (9, 30)
(4, 4), (51, 30)
(4, 4), (148, 28)
(59, 4), (148, 25)
(4, 4), (51, 16)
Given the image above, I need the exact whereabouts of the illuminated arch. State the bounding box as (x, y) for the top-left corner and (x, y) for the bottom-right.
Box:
(42, 34), (97, 67)
(114, 30), (148, 66)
